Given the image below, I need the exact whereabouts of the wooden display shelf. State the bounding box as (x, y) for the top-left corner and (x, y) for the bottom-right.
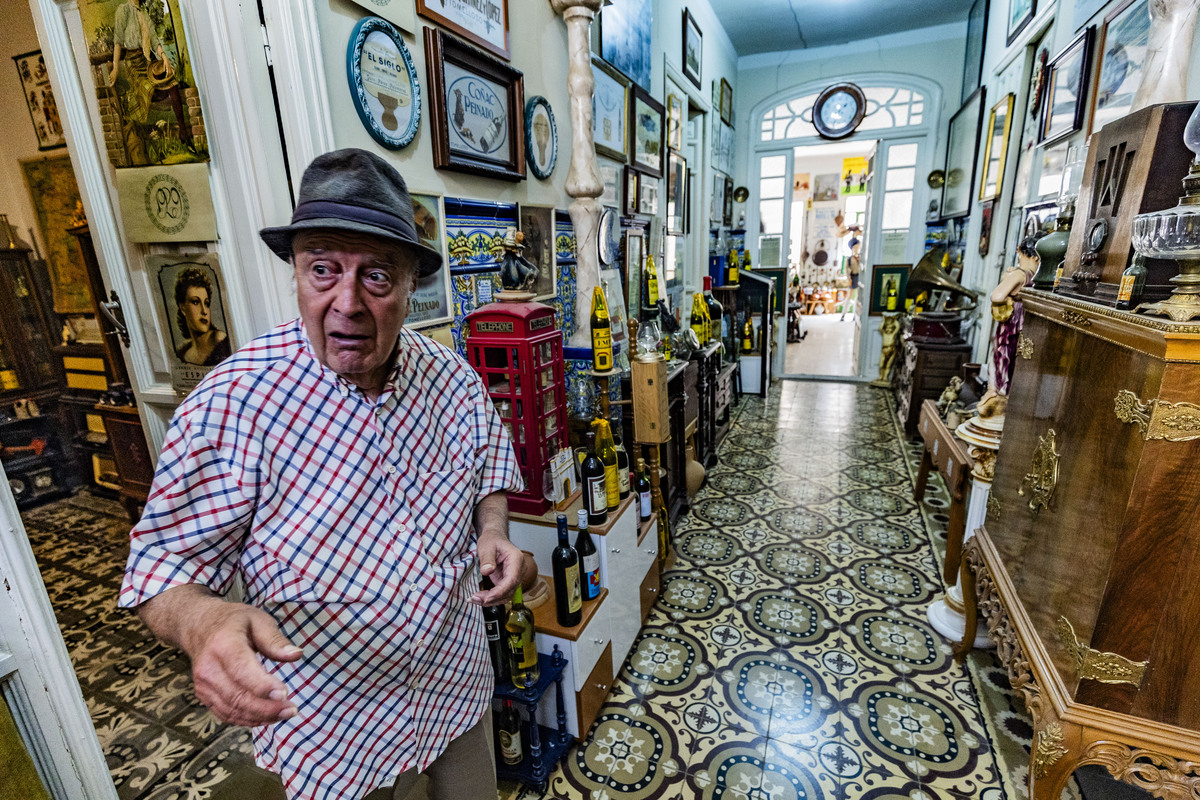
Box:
(530, 581), (607, 641)
(509, 494), (634, 537)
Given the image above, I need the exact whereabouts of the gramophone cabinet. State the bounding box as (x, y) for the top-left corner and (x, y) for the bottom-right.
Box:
(961, 288), (1200, 799)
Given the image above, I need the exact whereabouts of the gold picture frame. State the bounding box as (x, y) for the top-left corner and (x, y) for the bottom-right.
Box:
(979, 93), (1014, 202)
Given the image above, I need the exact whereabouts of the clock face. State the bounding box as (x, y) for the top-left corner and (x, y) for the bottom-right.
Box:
(1086, 218), (1109, 253)
(813, 83), (866, 139)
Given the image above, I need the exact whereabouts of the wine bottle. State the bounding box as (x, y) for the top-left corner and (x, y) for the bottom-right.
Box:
(505, 584), (539, 688)
(591, 286), (613, 372)
(1116, 254), (1147, 311)
(497, 699), (524, 766)
(691, 292), (707, 344)
(742, 316), (754, 353)
(704, 276), (724, 346)
(742, 249), (753, 272)
(481, 580), (510, 684)
(552, 512), (582, 627)
(886, 280), (898, 311)
(575, 508), (601, 600)
(592, 419), (620, 511)
(636, 457), (652, 522)
(727, 248), (740, 284)
(613, 423), (631, 499)
(581, 431), (608, 526)
(646, 254), (660, 307)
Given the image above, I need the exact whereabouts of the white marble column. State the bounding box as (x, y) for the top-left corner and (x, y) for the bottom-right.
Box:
(550, 0), (604, 348)
(927, 471), (993, 649)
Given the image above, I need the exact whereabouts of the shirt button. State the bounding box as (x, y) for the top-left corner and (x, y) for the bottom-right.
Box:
(397, 524), (407, 534)
(405, 583), (416, 594)
(417, 639), (426, 648)
(412, 677), (423, 689)
(386, 465), (397, 475)
(374, 406), (384, 416)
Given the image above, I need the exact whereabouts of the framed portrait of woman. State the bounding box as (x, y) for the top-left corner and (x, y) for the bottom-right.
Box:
(152, 253), (232, 394)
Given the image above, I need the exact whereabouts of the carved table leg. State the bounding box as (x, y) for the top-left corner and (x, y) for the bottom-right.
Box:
(954, 549), (978, 662)
(1029, 717), (1081, 800)
(914, 446), (933, 501)
(943, 478), (967, 586)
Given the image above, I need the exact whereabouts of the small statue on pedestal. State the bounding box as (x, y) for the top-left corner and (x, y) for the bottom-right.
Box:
(498, 228), (539, 296)
(871, 313), (901, 387)
(979, 240), (1040, 419)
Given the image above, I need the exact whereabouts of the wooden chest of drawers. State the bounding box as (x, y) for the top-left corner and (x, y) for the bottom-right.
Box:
(961, 289), (1200, 799)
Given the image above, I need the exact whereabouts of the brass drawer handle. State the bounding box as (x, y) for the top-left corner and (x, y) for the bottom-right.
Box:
(1017, 333), (1034, 359)
(1055, 616), (1148, 688)
(1018, 429), (1059, 516)
(1114, 390), (1200, 442)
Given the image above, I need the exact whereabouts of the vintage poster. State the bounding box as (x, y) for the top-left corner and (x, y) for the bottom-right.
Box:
(150, 253), (232, 393)
(20, 156), (89, 314)
(443, 62), (510, 165)
(346, 0), (415, 33)
(79, 0), (209, 168)
(519, 204), (556, 300)
(841, 156), (869, 195)
(813, 173), (840, 202)
(408, 193), (453, 328)
(114, 163), (216, 242)
(417, 0), (508, 58)
(13, 51), (65, 150)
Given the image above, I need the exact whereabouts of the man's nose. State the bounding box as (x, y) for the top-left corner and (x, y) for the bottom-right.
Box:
(331, 273), (367, 316)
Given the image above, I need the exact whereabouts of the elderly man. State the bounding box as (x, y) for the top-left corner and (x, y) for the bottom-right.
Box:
(120, 149), (523, 799)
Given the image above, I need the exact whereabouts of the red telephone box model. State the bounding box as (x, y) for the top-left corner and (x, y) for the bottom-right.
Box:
(465, 301), (567, 516)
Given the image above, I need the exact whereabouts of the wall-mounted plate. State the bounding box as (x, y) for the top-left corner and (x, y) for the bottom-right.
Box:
(347, 16), (421, 150)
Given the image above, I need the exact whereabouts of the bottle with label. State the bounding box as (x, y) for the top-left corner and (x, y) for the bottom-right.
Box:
(575, 508), (601, 600)
(691, 292), (707, 344)
(591, 286), (613, 372)
(645, 254), (660, 307)
(742, 316), (754, 353)
(497, 699), (524, 767)
(636, 457), (653, 522)
(886, 280), (898, 311)
(704, 276), (724, 346)
(1116, 255), (1147, 311)
(505, 584), (539, 688)
(727, 248), (740, 284)
(742, 249), (753, 272)
(612, 422), (631, 499)
(552, 512), (582, 627)
(592, 418), (620, 511)
(581, 431), (608, 526)
(481, 579), (509, 684)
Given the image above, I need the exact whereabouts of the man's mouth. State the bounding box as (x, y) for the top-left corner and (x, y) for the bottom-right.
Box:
(329, 332), (370, 345)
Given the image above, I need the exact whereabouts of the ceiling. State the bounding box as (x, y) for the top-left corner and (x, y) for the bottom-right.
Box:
(709, 0), (974, 57)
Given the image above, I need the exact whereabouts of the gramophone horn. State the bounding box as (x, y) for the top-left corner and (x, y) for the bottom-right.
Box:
(906, 245), (979, 311)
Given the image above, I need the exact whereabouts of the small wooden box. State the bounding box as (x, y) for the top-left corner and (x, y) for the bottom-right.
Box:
(631, 359), (670, 444)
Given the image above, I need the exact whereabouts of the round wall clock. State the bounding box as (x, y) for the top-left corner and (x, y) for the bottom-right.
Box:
(812, 83), (867, 140)
(347, 17), (421, 150)
(598, 208), (619, 266)
(525, 96), (557, 180)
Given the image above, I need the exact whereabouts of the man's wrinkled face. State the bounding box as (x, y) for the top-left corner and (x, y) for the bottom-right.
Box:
(292, 230), (418, 395)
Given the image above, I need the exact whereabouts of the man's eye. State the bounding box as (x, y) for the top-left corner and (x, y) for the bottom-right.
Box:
(366, 271), (390, 284)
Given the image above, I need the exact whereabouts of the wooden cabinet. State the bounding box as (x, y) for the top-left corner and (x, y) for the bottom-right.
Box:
(961, 289), (1200, 799)
(690, 342), (721, 467)
(893, 318), (972, 437)
(662, 361), (694, 527)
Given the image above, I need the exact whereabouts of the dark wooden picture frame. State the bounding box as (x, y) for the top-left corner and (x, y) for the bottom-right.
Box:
(424, 27), (526, 181)
(666, 151), (687, 235)
(868, 264), (910, 316)
(1007, 0), (1035, 46)
(682, 8), (702, 89)
(720, 77), (733, 126)
(1039, 27), (1094, 147)
(623, 166), (641, 216)
(629, 85), (664, 178)
(962, 0), (989, 103)
(416, 0), (510, 60)
(723, 174), (734, 226)
(941, 87), (986, 219)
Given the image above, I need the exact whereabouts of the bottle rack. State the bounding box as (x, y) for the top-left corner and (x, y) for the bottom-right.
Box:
(492, 646), (570, 791)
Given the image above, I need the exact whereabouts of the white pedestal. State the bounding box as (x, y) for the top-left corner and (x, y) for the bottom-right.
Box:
(927, 475), (994, 649)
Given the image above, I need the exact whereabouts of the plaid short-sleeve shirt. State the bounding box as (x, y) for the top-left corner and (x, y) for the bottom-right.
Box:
(120, 320), (522, 799)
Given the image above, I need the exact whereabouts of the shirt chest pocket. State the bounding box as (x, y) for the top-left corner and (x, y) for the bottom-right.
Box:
(405, 467), (477, 565)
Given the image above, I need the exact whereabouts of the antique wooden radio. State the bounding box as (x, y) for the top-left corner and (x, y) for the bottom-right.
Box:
(465, 301), (567, 516)
(1060, 102), (1196, 306)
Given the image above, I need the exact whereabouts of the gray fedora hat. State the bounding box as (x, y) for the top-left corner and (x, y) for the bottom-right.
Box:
(260, 148), (443, 277)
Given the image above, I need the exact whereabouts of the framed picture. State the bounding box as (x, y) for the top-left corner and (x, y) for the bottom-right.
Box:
(979, 93), (1014, 201)
(710, 173), (725, 224)
(416, 0), (509, 60)
(962, 0), (989, 103)
(940, 87), (986, 219)
(593, 57), (630, 162)
(666, 151), (687, 235)
(979, 199), (994, 257)
(1007, 0), (1036, 45)
(599, 161), (620, 207)
(720, 78), (733, 126)
(525, 96), (557, 179)
(599, 0), (651, 91)
(518, 204), (557, 300)
(667, 93), (684, 151)
(1089, 0), (1150, 136)
(723, 175), (734, 226)
(638, 176), (660, 216)
(1039, 27), (1095, 147)
(624, 227), (645, 312)
(630, 86), (664, 177)
(868, 265), (910, 316)
(682, 9), (702, 89)
(344, 0), (415, 33)
(424, 28), (525, 181)
(624, 167), (641, 216)
(408, 192), (454, 327)
(12, 51), (64, 151)
(151, 254), (233, 393)
(347, 17), (421, 150)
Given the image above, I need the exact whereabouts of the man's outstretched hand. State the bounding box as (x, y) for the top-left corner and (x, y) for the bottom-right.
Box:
(138, 585), (303, 727)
